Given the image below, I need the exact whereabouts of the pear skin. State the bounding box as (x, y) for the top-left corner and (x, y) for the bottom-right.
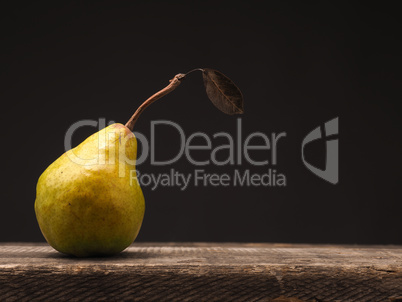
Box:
(35, 123), (145, 257)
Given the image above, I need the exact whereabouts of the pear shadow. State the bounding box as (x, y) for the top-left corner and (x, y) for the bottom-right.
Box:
(43, 250), (161, 261)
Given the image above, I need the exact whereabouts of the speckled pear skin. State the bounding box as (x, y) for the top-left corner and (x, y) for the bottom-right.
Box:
(35, 123), (145, 257)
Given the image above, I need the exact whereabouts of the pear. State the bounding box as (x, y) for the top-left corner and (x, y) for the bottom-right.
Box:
(34, 73), (186, 258)
(35, 123), (144, 257)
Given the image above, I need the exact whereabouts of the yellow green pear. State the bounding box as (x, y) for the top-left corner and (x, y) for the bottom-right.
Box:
(35, 123), (145, 257)
(34, 73), (186, 258)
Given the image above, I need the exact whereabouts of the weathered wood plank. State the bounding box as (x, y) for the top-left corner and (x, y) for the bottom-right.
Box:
(1, 243), (401, 301)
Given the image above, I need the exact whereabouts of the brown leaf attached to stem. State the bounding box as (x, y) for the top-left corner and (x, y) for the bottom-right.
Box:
(202, 68), (244, 115)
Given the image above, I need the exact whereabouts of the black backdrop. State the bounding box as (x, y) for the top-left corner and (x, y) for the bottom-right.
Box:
(1, 2), (401, 244)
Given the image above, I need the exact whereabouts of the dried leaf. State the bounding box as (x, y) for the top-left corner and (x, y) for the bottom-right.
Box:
(202, 68), (244, 115)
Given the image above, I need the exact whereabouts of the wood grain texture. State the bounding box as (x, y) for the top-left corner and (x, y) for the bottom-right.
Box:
(1, 243), (401, 301)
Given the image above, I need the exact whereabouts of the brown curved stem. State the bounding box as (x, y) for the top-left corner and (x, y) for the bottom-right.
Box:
(125, 73), (186, 131)
(185, 68), (204, 75)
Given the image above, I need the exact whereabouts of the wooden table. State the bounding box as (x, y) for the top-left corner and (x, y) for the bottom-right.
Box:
(1, 243), (401, 301)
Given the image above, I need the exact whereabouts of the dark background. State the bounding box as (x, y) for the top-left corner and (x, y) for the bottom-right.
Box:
(1, 1), (401, 244)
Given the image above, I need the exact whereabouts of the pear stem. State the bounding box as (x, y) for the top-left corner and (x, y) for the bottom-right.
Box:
(185, 68), (204, 76)
(125, 73), (187, 131)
